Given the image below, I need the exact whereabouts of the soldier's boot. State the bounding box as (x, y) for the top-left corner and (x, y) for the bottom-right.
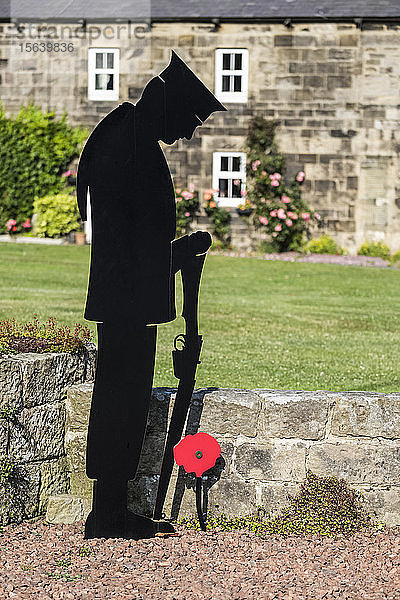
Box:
(84, 479), (175, 539)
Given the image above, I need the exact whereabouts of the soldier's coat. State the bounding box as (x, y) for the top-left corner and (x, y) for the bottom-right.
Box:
(77, 101), (176, 325)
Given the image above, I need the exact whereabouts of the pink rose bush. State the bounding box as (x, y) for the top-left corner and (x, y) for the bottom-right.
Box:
(244, 115), (323, 251)
(175, 187), (199, 237)
(5, 217), (31, 235)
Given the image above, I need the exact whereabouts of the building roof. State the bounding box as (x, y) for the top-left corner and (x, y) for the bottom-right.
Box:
(3, 0), (400, 21)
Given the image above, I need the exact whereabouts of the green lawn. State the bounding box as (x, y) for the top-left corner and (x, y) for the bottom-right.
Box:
(1, 242), (399, 392)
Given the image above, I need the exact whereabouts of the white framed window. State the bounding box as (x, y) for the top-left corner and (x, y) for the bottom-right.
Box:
(88, 48), (119, 101)
(215, 49), (248, 103)
(212, 152), (246, 207)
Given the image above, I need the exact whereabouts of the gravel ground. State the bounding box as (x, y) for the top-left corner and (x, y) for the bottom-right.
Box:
(211, 251), (393, 268)
(1, 519), (400, 599)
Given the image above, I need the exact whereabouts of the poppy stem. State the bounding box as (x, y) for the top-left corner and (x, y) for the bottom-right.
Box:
(195, 477), (207, 531)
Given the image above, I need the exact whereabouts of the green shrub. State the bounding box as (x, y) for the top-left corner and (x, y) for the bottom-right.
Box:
(0, 103), (87, 231)
(33, 192), (80, 238)
(358, 241), (390, 260)
(389, 249), (400, 266)
(305, 234), (344, 255)
(176, 470), (381, 538)
(0, 316), (92, 355)
(203, 189), (231, 249)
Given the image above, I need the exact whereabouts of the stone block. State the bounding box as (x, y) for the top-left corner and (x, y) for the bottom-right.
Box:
(9, 402), (65, 463)
(347, 176), (358, 190)
(69, 471), (93, 500)
(316, 179), (336, 192)
(0, 418), (8, 455)
(137, 433), (167, 476)
(317, 63), (336, 73)
(307, 441), (400, 485)
(65, 434), (87, 482)
(284, 119), (303, 127)
(146, 388), (175, 434)
(260, 89), (279, 101)
(293, 36), (315, 47)
(298, 153), (317, 163)
(289, 63), (315, 74)
(46, 494), (91, 524)
(12, 351), (92, 409)
(178, 35), (194, 46)
(0, 357), (23, 411)
(327, 75), (352, 89)
(276, 76), (300, 88)
(0, 462), (41, 525)
(38, 457), (69, 512)
(65, 383), (92, 434)
(304, 75), (324, 87)
(258, 481), (302, 518)
(274, 35), (293, 47)
(234, 440), (306, 482)
(208, 477), (258, 518)
(128, 474), (159, 517)
(198, 389), (262, 437)
(340, 34), (359, 47)
(257, 389), (330, 440)
(352, 485), (400, 527)
(293, 89), (313, 101)
(329, 48), (354, 61)
(330, 393), (400, 439)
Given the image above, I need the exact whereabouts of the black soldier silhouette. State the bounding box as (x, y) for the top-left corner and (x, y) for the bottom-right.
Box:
(76, 50), (226, 539)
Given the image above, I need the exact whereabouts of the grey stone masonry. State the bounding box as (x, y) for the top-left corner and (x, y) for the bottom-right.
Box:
(47, 385), (400, 528)
(0, 344), (96, 526)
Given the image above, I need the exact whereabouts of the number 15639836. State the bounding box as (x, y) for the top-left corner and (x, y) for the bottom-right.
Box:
(19, 42), (74, 52)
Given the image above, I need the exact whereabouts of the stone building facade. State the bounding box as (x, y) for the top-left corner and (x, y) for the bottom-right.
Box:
(1, 14), (400, 252)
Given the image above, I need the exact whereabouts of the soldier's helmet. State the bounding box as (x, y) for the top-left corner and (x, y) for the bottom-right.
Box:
(157, 50), (226, 143)
(160, 50), (226, 120)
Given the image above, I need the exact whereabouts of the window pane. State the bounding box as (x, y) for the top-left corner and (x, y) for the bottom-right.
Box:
(232, 179), (242, 197)
(95, 53), (104, 69)
(221, 156), (229, 171)
(222, 75), (230, 92)
(232, 156), (241, 171)
(106, 74), (114, 90)
(106, 53), (114, 69)
(95, 73), (107, 90)
(95, 73), (114, 90)
(234, 75), (242, 92)
(222, 53), (231, 70)
(234, 53), (242, 70)
(218, 178), (228, 197)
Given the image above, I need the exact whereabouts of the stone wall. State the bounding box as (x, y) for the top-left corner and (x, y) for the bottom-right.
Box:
(1, 21), (400, 252)
(0, 345), (96, 526)
(47, 385), (400, 528)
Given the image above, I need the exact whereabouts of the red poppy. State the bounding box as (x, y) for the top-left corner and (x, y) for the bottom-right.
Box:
(173, 432), (221, 477)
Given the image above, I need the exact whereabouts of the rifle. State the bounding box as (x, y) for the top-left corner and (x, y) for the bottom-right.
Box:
(153, 231), (212, 521)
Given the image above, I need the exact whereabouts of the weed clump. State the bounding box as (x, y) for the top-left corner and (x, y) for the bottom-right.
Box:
(0, 316), (92, 355)
(175, 470), (383, 539)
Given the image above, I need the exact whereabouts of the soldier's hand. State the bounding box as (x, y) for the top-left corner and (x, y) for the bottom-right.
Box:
(188, 231), (212, 255)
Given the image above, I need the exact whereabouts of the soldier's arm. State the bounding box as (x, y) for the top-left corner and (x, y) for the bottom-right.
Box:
(76, 138), (92, 222)
(171, 231), (212, 273)
(76, 103), (130, 221)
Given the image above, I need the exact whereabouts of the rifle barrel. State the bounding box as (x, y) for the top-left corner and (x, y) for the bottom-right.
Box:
(153, 376), (196, 520)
